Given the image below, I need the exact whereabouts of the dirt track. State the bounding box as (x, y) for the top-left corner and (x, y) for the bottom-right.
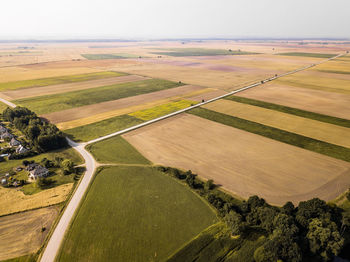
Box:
(0, 75), (149, 100)
(0, 206), (59, 261)
(123, 113), (350, 205)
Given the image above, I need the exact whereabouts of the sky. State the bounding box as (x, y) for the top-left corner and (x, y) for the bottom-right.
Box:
(0, 0), (349, 39)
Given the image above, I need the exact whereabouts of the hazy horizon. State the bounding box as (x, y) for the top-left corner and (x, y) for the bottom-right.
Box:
(0, 0), (349, 39)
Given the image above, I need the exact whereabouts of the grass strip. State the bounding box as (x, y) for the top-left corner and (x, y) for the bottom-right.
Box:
(151, 48), (257, 57)
(225, 95), (350, 128)
(188, 107), (350, 162)
(81, 53), (140, 60)
(276, 52), (335, 58)
(64, 114), (144, 142)
(0, 71), (125, 91)
(15, 79), (183, 115)
(86, 136), (151, 165)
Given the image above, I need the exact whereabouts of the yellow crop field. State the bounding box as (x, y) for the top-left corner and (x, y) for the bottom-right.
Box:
(0, 183), (73, 216)
(204, 99), (350, 148)
(129, 100), (196, 121)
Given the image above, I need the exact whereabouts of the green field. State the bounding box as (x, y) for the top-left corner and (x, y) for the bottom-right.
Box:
(168, 223), (266, 262)
(276, 52), (335, 58)
(58, 166), (218, 262)
(87, 136), (150, 164)
(15, 79), (183, 115)
(0, 102), (8, 112)
(65, 114), (143, 142)
(226, 95), (350, 128)
(151, 48), (255, 57)
(189, 107), (350, 162)
(129, 99), (196, 121)
(0, 71), (125, 91)
(81, 53), (141, 60)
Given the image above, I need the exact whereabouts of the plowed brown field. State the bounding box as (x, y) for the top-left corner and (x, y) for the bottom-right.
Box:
(0, 206), (59, 261)
(123, 114), (350, 205)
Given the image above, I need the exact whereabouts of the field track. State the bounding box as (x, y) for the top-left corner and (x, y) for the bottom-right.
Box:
(0, 75), (149, 100)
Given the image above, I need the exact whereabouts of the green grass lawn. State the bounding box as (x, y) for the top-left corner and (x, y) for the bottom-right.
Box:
(81, 53), (141, 60)
(276, 52), (335, 58)
(58, 166), (218, 262)
(0, 147), (83, 174)
(151, 48), (256, 57)
(225, 95), (350, 128)
(86, 136), (150, 164)
(64, 114), (144, 142)
(0, 71), (125, 91)
(188, 107), (350, 162)
(15, 79), (183, 115)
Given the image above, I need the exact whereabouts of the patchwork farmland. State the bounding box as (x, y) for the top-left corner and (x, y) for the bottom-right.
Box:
(1, 40), (350, 261)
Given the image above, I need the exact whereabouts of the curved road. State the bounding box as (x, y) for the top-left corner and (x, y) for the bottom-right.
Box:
(0, 53), (343, 262)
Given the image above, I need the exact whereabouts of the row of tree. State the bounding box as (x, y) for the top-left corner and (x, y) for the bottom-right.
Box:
(2, 107), (67, 152)
(158, 166), (349, 262)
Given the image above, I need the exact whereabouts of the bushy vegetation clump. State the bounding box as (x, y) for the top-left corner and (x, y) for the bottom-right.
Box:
(2, 107), (67, 152)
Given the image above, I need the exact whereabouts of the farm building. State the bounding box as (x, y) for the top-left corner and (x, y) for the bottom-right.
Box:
(16, 145), (28, 154)
(10, 138), (21, 147)
(1, 178), (7, 185)
(0, 131), (13, 140)
(28, 165), (49, 180)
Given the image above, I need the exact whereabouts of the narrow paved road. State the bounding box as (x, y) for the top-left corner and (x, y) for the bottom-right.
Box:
(0, 53), (342, 262)
(40, 139), (96, 262)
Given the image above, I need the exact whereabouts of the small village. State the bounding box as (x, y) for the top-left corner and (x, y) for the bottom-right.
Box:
(1, 121), (58, 189)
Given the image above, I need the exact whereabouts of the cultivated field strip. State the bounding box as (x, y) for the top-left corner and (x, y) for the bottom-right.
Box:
(226, 95), (350, 128)
(15, 79), (182, 115)
(237, 82), (350, 120)
(0, 74), (149, 100)
(203, 99), (350, 148)
(45, 85), (204, 125)
(123, 113), (350, 205)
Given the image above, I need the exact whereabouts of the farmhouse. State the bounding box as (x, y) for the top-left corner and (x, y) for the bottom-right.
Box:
(16, 145), (28, 154)
(10, 138), (21, 147)
(28, 164), (49, 180)
(0, 125), (7, 134)
(0, 131), (13, 140)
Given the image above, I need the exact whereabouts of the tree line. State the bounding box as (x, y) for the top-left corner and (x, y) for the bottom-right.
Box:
(158, 166), (349, 262)
(2, 107), (67, 152)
